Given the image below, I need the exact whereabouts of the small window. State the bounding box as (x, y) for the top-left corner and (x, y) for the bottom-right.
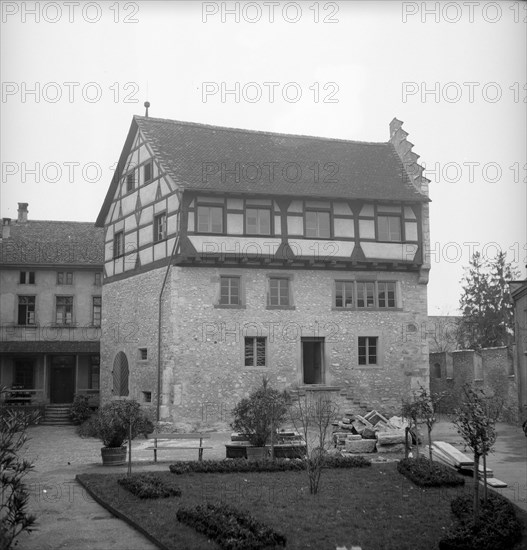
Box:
(144, 161), (153, 183)
(220, 276), (240, 305)
(92, 296), (102, 326)
(244, 337), (266, 367)
(57, 272), (73, 285)
(335, 281), (354, 308)
(197, 206), (223, 233)
(305, 211), (331, 238)
(113, 231), (124, 259)
(269, 278), (290, 307)
(18, 296), (35, 325)
(19, 271), (35, 284)
(142, 391), (152, 403)
(357, 282), (375, 308)
(94, 273), (102, 286)
(56, 296), (73, 325)
(433, 362), (442, 378)
(378, 215), (401, 242)
(126, 172), (135, 193)
(154, 212), (167, 242)
(139, 348), (148, 360)
(358, 336), (378, 365)
(246, 208), (271, 235)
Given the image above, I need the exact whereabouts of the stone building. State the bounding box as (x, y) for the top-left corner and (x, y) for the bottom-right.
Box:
(430, 347), (519, 422)
(510, 279), (527, 420)
(0, 203), (103, 420)
(95, 114), (431, 425)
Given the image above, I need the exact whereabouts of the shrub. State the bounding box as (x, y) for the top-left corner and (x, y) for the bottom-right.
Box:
(117, 473), (181, 499)
(93, 400), (153, 448)
(231, 378), (289, 447)
(176, 503), (286, 550)
(397, 457), (465, 487)
(440, 493), (522, 550)
(169, 455), (370, 475)
(69, 394), (94, 425)
(76, 415), (99, 438)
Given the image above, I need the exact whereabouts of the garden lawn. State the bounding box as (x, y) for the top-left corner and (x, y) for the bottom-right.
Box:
(77, 464), (527, 550)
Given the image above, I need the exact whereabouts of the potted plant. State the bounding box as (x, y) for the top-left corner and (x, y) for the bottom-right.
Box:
(94, 400), (153, 466)
(231, 378), (289, 460)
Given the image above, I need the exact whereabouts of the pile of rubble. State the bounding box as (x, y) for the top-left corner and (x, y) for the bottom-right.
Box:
(332, 410), (409, 454)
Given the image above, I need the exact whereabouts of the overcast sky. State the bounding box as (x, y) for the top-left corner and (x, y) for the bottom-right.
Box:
(1, 0), (526, 314)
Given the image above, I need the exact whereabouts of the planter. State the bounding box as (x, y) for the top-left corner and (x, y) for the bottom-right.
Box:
(101, 446), (127, 466)
(272, 444), (307, 459)
(226, 443), (249, 459)
(246, 446), (269, 461)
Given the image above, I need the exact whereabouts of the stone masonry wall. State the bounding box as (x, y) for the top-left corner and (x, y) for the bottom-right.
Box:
(164, 266), (429, 426)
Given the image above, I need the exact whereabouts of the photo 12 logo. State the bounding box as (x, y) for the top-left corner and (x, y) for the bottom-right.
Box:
(1, 2), (140, 24)
(401, 2), (526, 24)
(201, 2), (340, 24)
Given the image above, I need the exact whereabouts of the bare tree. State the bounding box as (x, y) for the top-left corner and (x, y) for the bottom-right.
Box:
(289, 393), (340, 495)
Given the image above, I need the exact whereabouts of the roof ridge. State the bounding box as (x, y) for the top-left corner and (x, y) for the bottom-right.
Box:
(9, 219), (99, 225)
(134, 115), (389, 146)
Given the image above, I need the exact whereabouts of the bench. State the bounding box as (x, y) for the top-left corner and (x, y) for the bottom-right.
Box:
(147, 433), (213, 462)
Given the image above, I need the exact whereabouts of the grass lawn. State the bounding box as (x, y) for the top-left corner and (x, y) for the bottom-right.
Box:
(77, 463), (527, 550)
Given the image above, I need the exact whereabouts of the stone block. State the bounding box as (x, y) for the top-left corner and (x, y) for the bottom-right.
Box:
(376, 443), (405, 454)
(345, 439), (376, 453)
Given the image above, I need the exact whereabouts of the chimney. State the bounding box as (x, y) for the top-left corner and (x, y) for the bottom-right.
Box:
(2, 218), (11, 239)
(17, 203), (28, 223)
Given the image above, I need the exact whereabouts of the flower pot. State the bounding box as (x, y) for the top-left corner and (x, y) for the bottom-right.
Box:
(246, 446), (269, 461)
(101, 446), (127, 466)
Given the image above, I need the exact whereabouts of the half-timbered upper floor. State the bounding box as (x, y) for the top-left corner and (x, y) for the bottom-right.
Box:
(96, 116), (430, 282)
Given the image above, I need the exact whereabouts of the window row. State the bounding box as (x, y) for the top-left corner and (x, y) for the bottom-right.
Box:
(17, 296), (101, 326)
(218, 276), (398, 309)
(113, 212), (167, 258)
(18, 271), (101, 286)
(243, 336), (379, 367)
(193, 205), (416, 242)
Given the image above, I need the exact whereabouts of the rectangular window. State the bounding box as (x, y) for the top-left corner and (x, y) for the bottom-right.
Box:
(269, 278), (290, 306)
(57, 272), (73, 285)
(154, 212), (167, 242)
(220, 276), (240, 305)
(144, 161), (153, 183)
(139, 348), (148, 360)
(126, 172), (135, 193)
(19, 271), (35, 284)
(358, 336), (378, 365)
(244, 337), (266, 367)
(197, 206), (223, 233)
(246, 208), (271, 235)
(89, 355), (100, 390)
(94, 273), (102, 286)
(14, 362), (34, 388)
(18, 296), (35, 325)
(305, 211), (331, 238)
(92, 296), (102, 326)
(335, 281), (354, 308)
(113, 231), (124, 258)
(378, 215), (402, 242)
(357, 282), (375, 308)
(56, 296), (73, 325)
(378, 282), (396, 308)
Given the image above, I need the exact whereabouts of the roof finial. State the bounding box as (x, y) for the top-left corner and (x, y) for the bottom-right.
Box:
(144, 101), (150, 117)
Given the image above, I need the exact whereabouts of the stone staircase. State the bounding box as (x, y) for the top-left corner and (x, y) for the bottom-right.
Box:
(287, 386), (372, 415)
(40, 404), (74, 426)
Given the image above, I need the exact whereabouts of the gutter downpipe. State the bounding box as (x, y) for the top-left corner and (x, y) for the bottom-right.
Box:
(157, 234), (180, 422)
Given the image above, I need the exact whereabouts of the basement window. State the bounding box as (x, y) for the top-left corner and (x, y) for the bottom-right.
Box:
(139, 348), (148, 361)
(142, 391), (152, 403)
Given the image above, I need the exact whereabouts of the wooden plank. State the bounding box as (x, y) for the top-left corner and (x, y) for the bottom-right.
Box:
(432, 441), (473, 467)
(147, 446), (213, 450)
(484, 477), (507, 488)
(459, 464), (494, 478)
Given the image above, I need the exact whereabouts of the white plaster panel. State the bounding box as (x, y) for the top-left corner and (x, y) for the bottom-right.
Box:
(334, 218), (355, 238)
(359, 219), (375, 239)
(227, 213), (244, 235)
(287, 216), (303, 235)
(361, 242), (418, 261)
(288, 240), (353, 258)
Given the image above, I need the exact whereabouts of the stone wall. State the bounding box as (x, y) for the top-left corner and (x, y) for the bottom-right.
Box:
(430, 347), (519, 423)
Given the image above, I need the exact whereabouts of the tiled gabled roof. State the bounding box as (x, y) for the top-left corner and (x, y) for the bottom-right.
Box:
(0, 220), (104, 266)
(96, 116), (429, 226)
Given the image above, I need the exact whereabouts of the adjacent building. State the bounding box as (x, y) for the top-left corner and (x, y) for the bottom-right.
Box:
(0, 204), (104, 411)
(510, 279), (527, 421)
(96, 115), (431, 425)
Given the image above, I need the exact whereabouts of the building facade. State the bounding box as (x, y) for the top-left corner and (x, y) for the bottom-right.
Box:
(0, 204), (104, 408)
(96, 115), (431, 425)
(510, 279), (527, 421)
